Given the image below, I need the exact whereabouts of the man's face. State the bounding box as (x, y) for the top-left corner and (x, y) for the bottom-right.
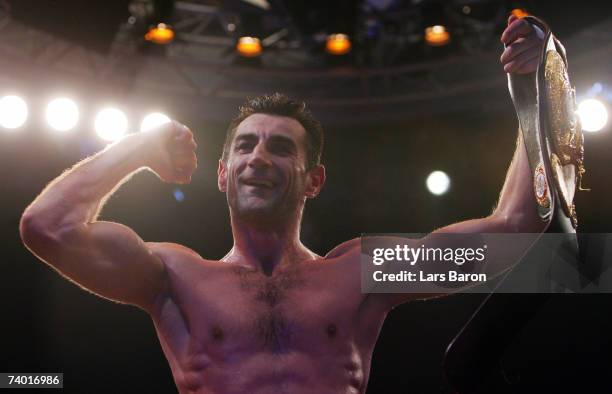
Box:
(219, 113), (319, 225)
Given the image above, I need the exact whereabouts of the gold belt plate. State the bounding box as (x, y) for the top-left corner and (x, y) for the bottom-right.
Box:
(543, 49), (584, 227)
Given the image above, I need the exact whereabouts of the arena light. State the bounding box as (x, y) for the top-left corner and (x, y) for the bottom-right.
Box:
(145, 23), (175, 44)
(511, 8), (529, 19)
(326, 34), (351, 55)
(141, 112), (171, 132)
(577, 98), (608, 132)
(95, 108), (128, 142)
(424, 25), (450, 47)
(426, 170), (451, 196)
(0, 95), (28, 129)
(46, 98), (79, 131)
(236, 37), (262, 57)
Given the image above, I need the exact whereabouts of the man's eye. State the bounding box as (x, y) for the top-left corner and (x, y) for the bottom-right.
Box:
(236, 143), (253, 152)
(270, 144), (293, 155)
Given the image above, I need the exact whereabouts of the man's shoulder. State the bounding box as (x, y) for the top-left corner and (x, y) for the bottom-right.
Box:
(147, 241), (200, 256)
(146, 242), (212, 268)
(325, 238), (361, 260)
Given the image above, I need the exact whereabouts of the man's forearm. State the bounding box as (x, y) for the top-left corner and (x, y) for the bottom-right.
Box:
(22, 133), (149, 232)
(433, 130), (545, 236)
(493, 131), (545, 232)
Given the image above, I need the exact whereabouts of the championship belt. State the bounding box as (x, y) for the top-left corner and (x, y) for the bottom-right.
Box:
(507, 16), (585, 230)
(444, 17), (585, 393)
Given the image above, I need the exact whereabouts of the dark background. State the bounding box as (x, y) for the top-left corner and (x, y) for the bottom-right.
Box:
(1, 1), (612, 393)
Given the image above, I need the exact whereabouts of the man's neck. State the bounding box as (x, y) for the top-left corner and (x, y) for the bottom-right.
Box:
(225, 214), (316, 275)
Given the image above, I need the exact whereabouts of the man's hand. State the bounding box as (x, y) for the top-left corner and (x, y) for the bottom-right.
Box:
(144, 121), (198, 184)
(500, 14), (545, 74)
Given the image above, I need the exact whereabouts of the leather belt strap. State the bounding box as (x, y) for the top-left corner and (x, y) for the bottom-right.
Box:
(444, 16), (584, 393)
(508, 16), (584, 231)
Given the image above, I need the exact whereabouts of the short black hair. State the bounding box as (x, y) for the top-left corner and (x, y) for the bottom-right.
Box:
(222, 93), (324, 170)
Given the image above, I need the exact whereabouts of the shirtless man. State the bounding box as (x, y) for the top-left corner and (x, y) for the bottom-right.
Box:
(20, 15), (546, 394)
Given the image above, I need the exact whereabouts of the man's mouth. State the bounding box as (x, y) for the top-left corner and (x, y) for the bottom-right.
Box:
(241, 178), (275, 189)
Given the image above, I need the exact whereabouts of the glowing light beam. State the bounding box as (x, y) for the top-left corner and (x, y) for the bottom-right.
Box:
(0, 95), (28, 129)
(95, 108), (128, 142)
(577, 98), (608, 132)
(46, 97), (79, 131)
(426, 171), (451, 196)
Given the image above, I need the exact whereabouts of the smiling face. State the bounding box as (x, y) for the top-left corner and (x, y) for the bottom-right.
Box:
(218, 113), (324, 227)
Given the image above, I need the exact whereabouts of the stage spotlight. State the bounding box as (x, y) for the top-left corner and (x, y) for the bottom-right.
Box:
(326, 34), (351, 55)
(426, 171), (450, 196)
(511, 8), (529, 19)
(46, 98), (79, 131)
(141, 112), (171, 132)
(0, 95), (28, 129)
(424, 25), (450, 46)
(145, 23), (175, 44)
(577, 98), (608, 132)
(236, 37), (262, 57)
(95, 108), (128, 142)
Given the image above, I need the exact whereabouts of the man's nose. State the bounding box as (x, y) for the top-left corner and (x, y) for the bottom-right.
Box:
(248, 144), (272, 168)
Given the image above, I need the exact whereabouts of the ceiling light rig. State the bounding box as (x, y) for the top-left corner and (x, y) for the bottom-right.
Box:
(236, 36), (263, 57)
(120, 0), (543, 70)
(424, 25), (450, 47)
(145, 23), (175, 44)
(326, 34), (352, 55)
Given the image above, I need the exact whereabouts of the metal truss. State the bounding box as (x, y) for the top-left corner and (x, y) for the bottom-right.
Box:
(0, 2), (610, 117)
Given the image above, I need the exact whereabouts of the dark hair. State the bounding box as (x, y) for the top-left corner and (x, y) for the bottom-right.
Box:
(222, 93), (324, 170)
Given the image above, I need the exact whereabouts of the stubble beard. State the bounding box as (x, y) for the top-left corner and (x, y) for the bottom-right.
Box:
(228, 180), (304, 230)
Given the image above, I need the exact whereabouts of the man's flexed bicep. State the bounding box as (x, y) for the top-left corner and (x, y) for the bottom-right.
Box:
(20, 120), (197, 311)
(21, 219), (167, 310)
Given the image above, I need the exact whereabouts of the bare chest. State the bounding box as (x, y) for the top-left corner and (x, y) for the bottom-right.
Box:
(157, 261), (366, 359)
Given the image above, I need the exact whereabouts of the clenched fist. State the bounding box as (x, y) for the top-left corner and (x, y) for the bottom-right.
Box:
(142, 120), (198, 184)
(500, 14), (545, 74)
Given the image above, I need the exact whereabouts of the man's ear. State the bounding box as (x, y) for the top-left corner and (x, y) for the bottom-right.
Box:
(305, 164), (326, 199)
(218, 159), (227, 192)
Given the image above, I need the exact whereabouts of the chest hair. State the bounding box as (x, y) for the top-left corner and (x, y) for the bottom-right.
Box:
(232, 266), (304, 353)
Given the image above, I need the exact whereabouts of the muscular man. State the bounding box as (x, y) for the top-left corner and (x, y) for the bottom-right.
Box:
(20, 15), (545, 393)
